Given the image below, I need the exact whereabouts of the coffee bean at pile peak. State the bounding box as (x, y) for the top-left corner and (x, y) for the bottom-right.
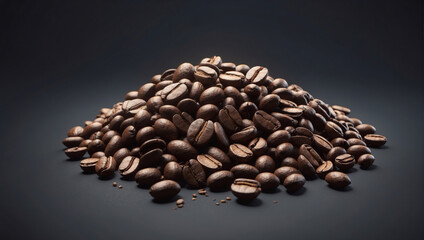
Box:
(64, 56), (387, 202)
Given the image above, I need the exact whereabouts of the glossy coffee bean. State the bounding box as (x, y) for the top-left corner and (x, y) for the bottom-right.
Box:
(246, 66), (268, 85)
(67, 126), (84, 137)
(267, 130), (290, 147)
(153, 118), (178, 142)
(118, 156), (140, 179)
(214, 122), (230, 149)
(64, 146), (87, 160)
(357, 154), (375, 169)
(91, 151), (105, 158)
(313, 134), (333, 153)
(187, 119), (214, 146)
(325, 171), (351, 188)
(355, 124), (376, 136)
(255, 155), (276, 173)
(253, 110), (281, 133)
(331, 137), (349, 149)
(172, 63), (195, 82)
(255, 172), (280, 191)
(197, 104), (219, 121)
(283, 173), (306, 192)
(207, 170), (235, 191)
(167, 140), (197, 162)
(95, 156), (117, 178)
(80, 158), (99, 173)
(347, 138), (366, 147)
(159, 105), (181, 120)
(230, 164), (259, 179)
(182, 159), (206, 188)
(194, 65), (218, 86)
(197, 154), (222, 172)
(138, 83), (156, 100)
(364, 134), (386, 148)
(347, 145), (371, 160)
(230, 126), (258, 143)
(228, 144), (254, 163)
(149, 180), (181, 200)
(274, 166), (300, 183)
(113, 148), (130, 165)
(334, 154), (355, 171)
(104, 135), (122, 156)
(275, 143), (294, 161)
(248, 137), (268, 156)
(219, 71), (244, 88)
(239, 102), (258, 119)
(172, 112), (194, 133)
(218, 105), (243, 132)
(87, 139), (105, 155)
(299, 144), (324, 169)
(297, 155), (316, 178)
(135, 168), (162, 187)
(316, 161), (333, 178)
(326, 147), (347, 162)
(231, 178), (261, 201)
(62, 136), (84, 148)
(280, 157), (299, 169)
(164, 161), (183, 181)
(206, 147), (232, 170)
(199, 87), (225, 105)
(161, 83), (189, 105)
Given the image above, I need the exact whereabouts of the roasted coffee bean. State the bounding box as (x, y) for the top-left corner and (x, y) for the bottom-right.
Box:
(253, 110), (281, 133)
(138, 83), (156, 100)
(316, 161), (333, 178)
(274, 166), (300, 182)
(230, 126), (258, 143)
(182, 159), (206, 188)
(177, 98), (199, 116)
(239, 102), (258, 119)
(357, 154), (375, 169)
(223, 97), (236, 107)
(355, 124), (376, 136)
(197, 154), (222, 172)
(246, 66), (268, 85)
(95, 156), (117, 178)
(167, 140), (197, 162)
(62, 136), (84, 148)
(244, 84), (261, 99)
(197, 104), (219, 121)
(283, 173), (306, 192)
(67, 126), (84, 137)
(267, 130), (291, 147)
(334, 154), (355, 171)
(119, 117), (134, 133)
(236, 64), (250, 74)
(109, 115), (124, 131)
(275, 143), (294, 160)
(325, 121), (344, 139)
(364, 134), (387, 148)
(172, 112), (194, 133)
(242, 119), (255, 128)
(159, 154), (177, 167)
(65, 146), (87, 160)
(332, 105), (351, 115)
(133, 109), (152, 129)
(79, 139), (92, 148)
(140, 138), (166, 154)
(325, 171), (351, 188)
(194, 65), (218, 86)
(213, 122), (230, 149)
(344, 130), (363, 140)
(299, 144), (324, 169)
(231, 178), (261, 201)
(122, 99), (145, 117)
(80, 158), (99, 173)
(201, 56), (222, 67)
(89, 131), (104, 140)
(153, 118), (179, 142)
(218, 105), (243, 132)
(105, 135), (122, 156)
(271, 112), (298, 127)
(206, 147), (232, 170)
(164, 161), (183, 181)
(189, 81), (205, 101)
(187, 119), (214, 146)
(297, 155), (316, 178)
(220, 62), (236, 72)
(156, 80), (173, 91)
(313, 134), (333, 153)
(347, 138), (366, 147)
(230, 164), (259, 179)
(219, 71), (244, 88)
(92, 151), (105, 158)
(135, 168), (162, 187)
(326, 147), (347, 162)
(146, 96), (164, 113)
(135, 126), (155, 146)
(228, 144), (254, 163)
(113, 148), (130, 165)
(199, 87), (225, 105)
(159, 105), (181, 120)
(120, 125), (136, 147)
(207, 170), (235, 191)
(255, 172), (280, 191)
(118, 156), (140, 179)
(281, 157), (299, 169)
(248, 137), (268, 156)
(331, 137), (349, 149)
(259, 94), (280, 112)
(139, 148), (163, 169)
(149, 180), (181, 200)
(255, 155), (276, 173)
(268, 78), (288, 92)
(82, 122), (103, 139)
(161, 83), (189, 105)
(172, 63), (195, 82)
(282, 107), (303, 118)
(347, 145), (371, 160)
(87, 139), (105, 155)
(125, 91), (138, 100)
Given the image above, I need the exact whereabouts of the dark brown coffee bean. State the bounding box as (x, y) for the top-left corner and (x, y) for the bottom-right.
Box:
(236, 64), (250, 74)
(230, 164), (259, 179)
(213, 122), (230, 149)
(199, 87), (225, 105)
(81, 122), (103, 139)
(325, 121), (344, 139)
(177, 98), (199, 116)
(364, 134), (386, 148)
(283, 173), (305, 192)
(135, 127), (155, 146)
(118, 156), (140, 179)
(267, 130), (291, 147)
(271, 112), (298, 127)
(109, 115), (124, 131)
(160, 68), (175, 80)
(248, 137), (268, 157)
(67, 126), (84, 137)
(231, 178), (261, 201)
(133, 109), (151, 130)
(119, 126), (135, 148)
(242, 119), (254, 128)
(112, 148), (130, 165)
(220, 62), (236, 72)
(164, 161), (183, 181)
(125, 91), (138, 100)
(146, 96), (164, 113)
(297, 155), (316, 178)
(139, 148), (163, 168)
(167, 140), (197, 162)
(119, 117), (134, 133)
(197, 154), (222, 172)
(347, 145), (371, 160)
(275, 143), (294, 161)
(140, 138), (166, 154)
(79, 139), (92, 148)
(268, 78), (288, 92)
(159, 105), (181, 120)
(122, 99), (145, 117)
(153, 118), (178, 142)
(347, 138), (366, 147)
(92, 151), (105, 158)
(312, 134), (333, 153)
(135, 168), (162, 187)
(80, 158), (99, 173)
(160, 83), (189, 105)
(149, 180), (181, 200)
(172, 63), (195, 82)
(299, 118), (314, 132)
(218, 105), (243, 132)
(357, 154), (375, 169)
(299, 144), (324, 168)
(255, 173), (280, 193)
(196, 104), (219, 121)
(189, 81), (205, 101)
(183, 159), (206, 188)
(104, 135), (122, 156)
(253, 110), (281, 133)
(255, 155), (276, 173)
(244, 84), (261, 99)
(201, 56), (222, 68)
(331, 105), (351, 115)
(325, 171), (351, 188)
(65, 146), (87, 160)
(246, 66), (268, 85)
(334, 154), (355, 171)
(62, 136), (84, 148)
(172, 112), (194, 133)
(355, 124), (376, 136)
(223, 97), (236, 107)
(95, 156), (117, 178)
(89, 131), (104, 141)
(258, 94), (280, 112)
(87, 139), (105, 155)
(344, 130), (363, 140)
(230, 126), (258, 143)
(138, 83), (156, 100)
(281, 157), (299, 169)
(239, 102), (258, 119)
(331, 137), (349, 149)
(187, 119), (214, 146)
(228, 144), (254, 163)
(282, 107), (303, 118)
(274, 166), (300, 182)
(207, 170), (234, 191)
(326, 147), (347, 162)
(316, 161), (333, 178)
(194, 65), (218, 86)
(219, 71), (244, 88)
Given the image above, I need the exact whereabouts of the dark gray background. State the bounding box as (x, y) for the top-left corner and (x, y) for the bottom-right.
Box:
(0, 0), (423, 239)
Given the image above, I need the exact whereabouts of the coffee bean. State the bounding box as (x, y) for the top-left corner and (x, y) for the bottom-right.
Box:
(149, 180), (181, 200)
(334, 154), (355, 171)
(207, 170), (235, 191)
(187, 119), (214, 146)
(95, 156), (117, 178)
(92, 152), (105, 158)
(172, 63), (195, 82)
(253, 110), (281, 133)
(228, 144), (254, 163)
(62, 136), (84, 148)
(332, 105), (351, 115)
(255, 172), (280, 191)
(230, 164), (259, 179)
(167, 140), (197, 162)
(214, 122), (230, 149)
(274, 166), (300, 183)
(326, 147), (347, 162)
(159, 105), (181, 120)
(246, 66), (268, 85)
(79, 139), (92, 148)
(219, 71), (244, 88)
(220, 62), (236, 72)
(146, 96), (164, 113)
(357, 154), (375, 169)
(344, 130), (363, 140)
(135, 168), (162, 187)
(197, 154), (222, 172)
(244, 84), (261, 99)
(138, 83), (156, 100)
(139, 148), (163, 169)
(218, 105), (243, 132)
(275, 143), (294, 161)
(80, 158), (99, 173)
(346, 145), (371, 160)
(325, 121), (344, 139)
(189, 81), (205, 101)
(164, 161), (183, 181)
(364, 134), (386, 148)
(259, 94), (280, 112)
(135, 126), (155, 146)
(231, 178), (261, 201)
(177, 98), (199, 116)
(87, 139), (106, 155)
(235, 64), (250, 74)
(316, 161), (334, 178)
(67, 126), (84, 137)
(267, 130), (291, 147)
(118, 156), (140, 179)
(199, 87), (225, 105)
(172, 112), (194, 133)
(82, 122), (103, 139)
(325, 171), (351, 188)
(280, 157), (299, 169)
(355, 124), (376, 136)
(65, 146), (87, 160)
(299, 144), (324, 169)
(230, 126), (258, 143)
(255, 155), (276, 173)
(153, 118), (179, 142)
(122, 99), (145, 117)
(297, 155), (316, 178)
(239, 102), (258, 119)
(112, 148), (130, 165)
(313, 134), (333, 153)
(197, 104), (219, 121)
(347, 138), (366, 147)
(161, 83), (189, 105)
(283, 173), (305, 192)
(331, 137), (349, 148)
(201, 56), (222, 68)
(182, 159), (206, 188)
(248, 137), (268, 156)
(194, 65), (218, 86)
(105, 135), (122, 156)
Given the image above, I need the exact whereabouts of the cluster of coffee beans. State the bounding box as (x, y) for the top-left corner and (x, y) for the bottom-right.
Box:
(63, 56), (387, 202)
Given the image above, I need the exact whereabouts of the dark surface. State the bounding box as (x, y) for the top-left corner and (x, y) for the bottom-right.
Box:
(1, 0), (423, 239)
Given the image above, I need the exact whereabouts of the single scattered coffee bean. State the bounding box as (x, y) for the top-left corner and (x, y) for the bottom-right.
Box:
(231, 178), (261, 201)
(255, 172), (280, 191)
(135, 168), (162, 187)
(65, 146), (87, 160)
(363, 134), (387, 148)
(325, 171), (351, 188)
(207, 170), (235, 191)
(283, 173), (305, 192)
(95, 156), (117, 178)
(149, 180), (181, 200)
(357, 154), (375, 169)
(80, 158), (99, 173)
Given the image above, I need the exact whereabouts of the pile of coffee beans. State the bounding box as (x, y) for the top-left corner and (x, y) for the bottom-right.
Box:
(63, 56), (387, 202)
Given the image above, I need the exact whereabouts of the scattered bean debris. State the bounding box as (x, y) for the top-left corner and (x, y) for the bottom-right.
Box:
(112, 182), (117, 187)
